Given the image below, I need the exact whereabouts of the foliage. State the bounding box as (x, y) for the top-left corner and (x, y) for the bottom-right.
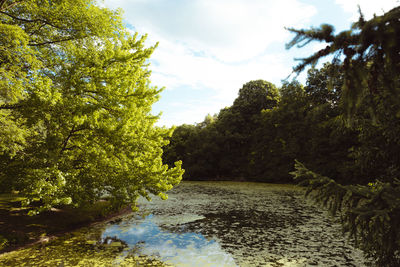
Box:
(348, 89), (400, 184)
(291, 160), (400, 266)
(0, 234), (7, 250)
(249, 80), (308, 182)
(163, 80), (280, 180)
(286, 6), (400, 117)
(164, 75), (357, 183)
(232, 80), (279, 121)
(0, 0), (183, 213)
(163, 123), (220, 179)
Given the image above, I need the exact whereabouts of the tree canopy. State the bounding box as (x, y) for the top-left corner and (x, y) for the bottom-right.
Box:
(0, 0), (183, 214)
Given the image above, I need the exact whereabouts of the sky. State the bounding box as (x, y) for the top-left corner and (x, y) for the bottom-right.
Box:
(102, 0), (399, 127)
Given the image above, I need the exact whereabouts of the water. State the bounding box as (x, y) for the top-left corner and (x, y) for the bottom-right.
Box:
(0, 181), (368, 266)
(100, 181), (368, 266)
(103, 214), (236, 266)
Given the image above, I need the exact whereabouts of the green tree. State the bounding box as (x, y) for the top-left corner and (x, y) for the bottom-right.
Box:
(305, 63), (342, 107)
(250, 80), (308, 182)
(0, 0), (183, 213)
(292, 161), (400, 266)
(288, 6), (400, 265)
(163, 116), (222, 180)
(350, 90), (400, 184)
(163, 80), (280, 181)
(303, 63), (358, 184)
(286, 6), (400, 117)
(216, 80), (279, 178)
(232, 80), (279, 120)
(163, 124), (200, 179)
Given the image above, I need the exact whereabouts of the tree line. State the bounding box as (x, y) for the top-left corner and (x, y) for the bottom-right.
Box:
(163, 67), (360, 184)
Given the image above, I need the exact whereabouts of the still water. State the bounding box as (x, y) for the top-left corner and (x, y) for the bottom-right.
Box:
(100, 181), (367, 266)
(0, 181), (368, 266)
(103, 214), (236, 266)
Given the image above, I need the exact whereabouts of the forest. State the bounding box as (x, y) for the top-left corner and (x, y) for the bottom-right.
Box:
(0, 0), (399, 266)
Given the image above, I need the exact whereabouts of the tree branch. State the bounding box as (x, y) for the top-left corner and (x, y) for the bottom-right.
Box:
(0, 10), (39, 23)
(28, 37), (75, 47)
(0, 0), (6, 10)
(0, 0), (25, 12)
(60, 126), (87, 154)
(60, 125), (75, 154)
(0, 10), (69, 32)
(0, 103), (23, 109)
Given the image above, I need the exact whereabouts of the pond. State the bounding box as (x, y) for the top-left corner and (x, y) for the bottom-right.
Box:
(0, 181), (368, 266)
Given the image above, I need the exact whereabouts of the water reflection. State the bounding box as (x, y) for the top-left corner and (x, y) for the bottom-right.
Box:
(102, 214), (237, 267)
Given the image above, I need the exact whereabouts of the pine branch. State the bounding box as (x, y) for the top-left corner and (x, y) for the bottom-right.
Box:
(291, 160), (400, 265)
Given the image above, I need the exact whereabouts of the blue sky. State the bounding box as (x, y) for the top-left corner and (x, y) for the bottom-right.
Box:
(103, 0), (399, 127)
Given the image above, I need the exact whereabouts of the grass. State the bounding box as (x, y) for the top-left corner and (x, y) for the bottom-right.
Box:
(0, 193), (131, 253)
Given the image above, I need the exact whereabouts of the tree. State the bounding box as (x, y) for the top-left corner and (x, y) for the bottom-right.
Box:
(0, 0), (183, 213)
(287, 6), (400, 116)
(232, 80), (279, 119)
(302, 64), (359, 184)
(163, 80), (280, 181)
(288, 6), (400, 265)
(217, 80), (279, 178)
(250, 81), (309, 182)
(305, 63), (342, 107)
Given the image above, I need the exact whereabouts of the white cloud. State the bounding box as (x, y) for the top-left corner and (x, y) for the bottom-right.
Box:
(101, 0), (320, 126)
(101, 0), (400, 126)
(106, 0), (315, 95)
(155, 99), (229, 127)
(335, 0), (399, 20)
(151, 39), (289, 98)
(105, 0), (316, 62)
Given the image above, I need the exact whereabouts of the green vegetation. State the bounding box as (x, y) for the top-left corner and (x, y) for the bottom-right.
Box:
(292, 162), (400, 267)
(0, 0), (183, 214)
(0, 192), (130, 252)
(164, 6), (400, 266)
(164, 68), (356, 184)
(0, 227), (171, 266)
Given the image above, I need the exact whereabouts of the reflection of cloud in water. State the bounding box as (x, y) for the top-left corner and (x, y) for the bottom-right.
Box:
(102, 215), (237, 267)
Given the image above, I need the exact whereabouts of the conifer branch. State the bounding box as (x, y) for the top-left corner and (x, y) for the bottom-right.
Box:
(291, 160), (400, 266)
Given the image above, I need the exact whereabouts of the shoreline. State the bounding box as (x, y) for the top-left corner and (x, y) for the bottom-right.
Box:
(0, 204), (134, 256)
